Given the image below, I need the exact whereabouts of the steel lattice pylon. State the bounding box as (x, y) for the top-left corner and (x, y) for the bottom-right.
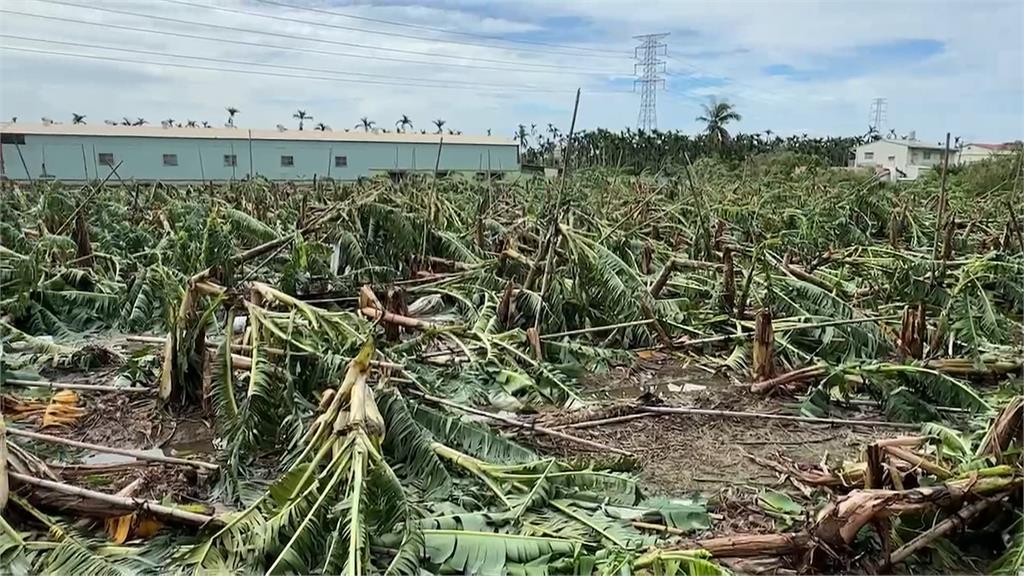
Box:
(634, 33), (669, 131)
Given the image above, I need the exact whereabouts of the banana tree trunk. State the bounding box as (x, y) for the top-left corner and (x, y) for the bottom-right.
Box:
(752, 308), (776, 382)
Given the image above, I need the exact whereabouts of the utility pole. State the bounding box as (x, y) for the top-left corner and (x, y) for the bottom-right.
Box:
(869, 97), (887, 135)
(634, 33), (669, 131)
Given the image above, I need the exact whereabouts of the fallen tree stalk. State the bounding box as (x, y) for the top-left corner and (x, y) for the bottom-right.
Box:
(5, 378), (151, 394)
(11, 471), (220, 526)
(407, 390), (634, 456)
(886, 495), (1004, 567)
(7, 428), (218, 471)
(641, 405), (919, 429)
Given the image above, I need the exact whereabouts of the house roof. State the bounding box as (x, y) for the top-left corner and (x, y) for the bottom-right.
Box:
(856, 139), (947, 151)
(0, 123), (515, 146)
(965, 143), (1014, 151)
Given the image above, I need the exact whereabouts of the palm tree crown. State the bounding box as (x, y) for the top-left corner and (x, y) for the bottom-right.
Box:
(696, 98), (741, 147)
(396, 115), (413, 133)
(293, 110), (313, 130)
(71, 113), (86, 125)
(355, 117), (375, 132)
(226, 107), (239, 127)
(432, 118), (446, 134)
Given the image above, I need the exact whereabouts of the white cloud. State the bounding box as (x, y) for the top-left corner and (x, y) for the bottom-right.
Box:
(0, 0), (1020, 141)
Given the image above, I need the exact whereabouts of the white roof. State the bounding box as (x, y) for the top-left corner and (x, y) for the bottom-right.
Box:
(857, 138), (947, 151)
(0, 123), (515, 146)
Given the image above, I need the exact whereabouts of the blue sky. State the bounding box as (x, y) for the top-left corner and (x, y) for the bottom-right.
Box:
(1, 0), (1021, 142)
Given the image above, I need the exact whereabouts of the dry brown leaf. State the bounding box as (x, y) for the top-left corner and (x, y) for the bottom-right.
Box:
(40, 390), (85, 429)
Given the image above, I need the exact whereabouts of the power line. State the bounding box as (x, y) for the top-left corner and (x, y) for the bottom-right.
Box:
(634, 33), (668, 131)
(0, 9), (617, 77)
(0, 34), (585, 92)
(0, 45), (592, 94)
(29, 0), (613, 73)
(252, 0), (630, 57)
(160, 0), (630, 61)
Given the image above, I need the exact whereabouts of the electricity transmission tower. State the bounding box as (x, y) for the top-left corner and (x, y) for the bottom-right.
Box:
(634, 33), (668, 131)
(869, 97), (887, 135)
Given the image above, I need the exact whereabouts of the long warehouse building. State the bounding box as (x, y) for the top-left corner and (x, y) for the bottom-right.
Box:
(0, 123), (520, 182)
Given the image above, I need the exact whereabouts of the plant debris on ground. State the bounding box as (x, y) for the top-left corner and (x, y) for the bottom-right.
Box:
(0, 151), (1022, 575)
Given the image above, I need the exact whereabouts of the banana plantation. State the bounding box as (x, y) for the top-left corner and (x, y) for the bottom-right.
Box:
(0, 151), (1021, 575)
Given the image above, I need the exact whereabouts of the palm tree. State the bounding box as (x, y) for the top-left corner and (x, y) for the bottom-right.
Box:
(696, 98), (741, 148)
(314, 122), (330, 131)
(514, 124), (529, 149)
(396, 114), (413, 133)
(72, 113), (86, 125)
(432, 118), (446, 134)
(163, 118), (175, 128)
(121, 117), (133, 126)
(186, 120), (198, 128)
(355, 117), (375, 132)
(293, 110), (312, 131)
(132, 118), (148, 126)
(226, 106), (239, 127)
(202, 121), (211, 128)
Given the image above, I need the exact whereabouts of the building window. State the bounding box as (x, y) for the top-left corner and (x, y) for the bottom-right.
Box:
(98, 152), (114, 166)
(1, 133), (26, 144)
(334, 155), (348, 167)
(864, 152), (874, 160)
(163, 153), (178, 166)
(281, 155), (294, 167)
(224, 154), (237, 167)
(923, 151), (932, 160)
(888, 155), (896, 162)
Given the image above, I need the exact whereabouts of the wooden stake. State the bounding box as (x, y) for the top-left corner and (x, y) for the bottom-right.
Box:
(722, 246), (736, 314)
(526, 327), (543, 362)
(752, 308), (776, 382)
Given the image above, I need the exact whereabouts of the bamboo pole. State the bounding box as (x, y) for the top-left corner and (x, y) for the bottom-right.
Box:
(7, 428), (218, 471)
(5, 379), (151, 394)
(554, 412), (660, 430)
(10, 472), (220, 526)
(541, 319), (655, 340)
(886, 495), (1002, 567)
(641, 405), (919, 429)
(407, 390), (634, 456)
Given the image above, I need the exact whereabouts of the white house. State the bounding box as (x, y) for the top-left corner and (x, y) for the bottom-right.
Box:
(958, 143), (1016, 164)
(853, 138), (947, 181)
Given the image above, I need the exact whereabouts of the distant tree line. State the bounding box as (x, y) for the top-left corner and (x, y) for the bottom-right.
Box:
(517, 99), (877, 171)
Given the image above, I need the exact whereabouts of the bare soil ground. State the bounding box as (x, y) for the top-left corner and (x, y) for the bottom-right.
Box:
(527, 352), (899, 536)
(10, 362), (217, 505)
